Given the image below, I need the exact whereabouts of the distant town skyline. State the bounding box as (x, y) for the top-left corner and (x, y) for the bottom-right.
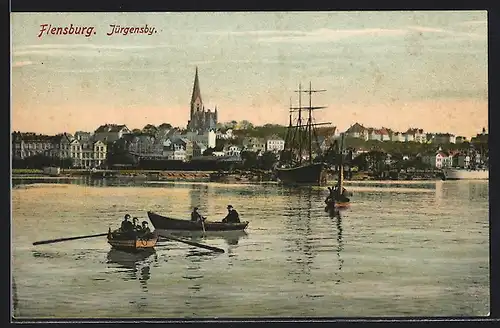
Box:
(12, 119), (486, 141)
(11, 11), (487, 137)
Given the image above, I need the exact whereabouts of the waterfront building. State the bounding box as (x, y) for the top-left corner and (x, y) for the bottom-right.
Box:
(11, 132), (53, 159)
(265, 135), (285, 153)
(223, 144), (242, 157)
(242, 137), (266, 153)
(94, 124), (131, 143)
(421, 150), (453, 169)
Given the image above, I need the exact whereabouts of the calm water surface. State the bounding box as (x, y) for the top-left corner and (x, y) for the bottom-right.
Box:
(11, 178), (489, 318)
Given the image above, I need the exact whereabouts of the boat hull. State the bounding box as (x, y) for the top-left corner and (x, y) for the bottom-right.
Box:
(147, 211), (249, 232)
(442, 168), (489, 180)
(275, 162), (327, 185)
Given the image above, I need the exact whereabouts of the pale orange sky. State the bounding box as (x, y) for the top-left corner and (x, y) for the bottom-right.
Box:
(12, 99), (487, 138)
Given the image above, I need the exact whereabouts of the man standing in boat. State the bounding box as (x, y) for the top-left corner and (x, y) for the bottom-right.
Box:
(222, 205), (240, 223)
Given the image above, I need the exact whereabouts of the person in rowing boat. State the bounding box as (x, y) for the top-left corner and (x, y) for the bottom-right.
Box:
(191, 207), (206, 222)
(222, 205), (240, 224)
(141, 221), (151, 234)
(325, 187), (335, 204)
(333, 184), (350, 203)
(121, 214), (134, 232)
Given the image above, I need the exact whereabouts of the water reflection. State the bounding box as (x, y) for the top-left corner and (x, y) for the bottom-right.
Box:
(164, 230), (248, 247)
(435, 180), (489, 203)
(106, 249), (157, 291)
(188, 184), (210, 217)
(283, 187), (315, 284)
(328, 210), (344, 272)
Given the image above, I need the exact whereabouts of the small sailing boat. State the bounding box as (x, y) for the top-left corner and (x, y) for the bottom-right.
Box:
(325, 133), (351, 211)
(275, 82), (331, 185)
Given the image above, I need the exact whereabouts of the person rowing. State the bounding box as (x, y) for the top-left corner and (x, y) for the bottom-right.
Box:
(191, 207), (206, 223)
(325, 187), (335, 204)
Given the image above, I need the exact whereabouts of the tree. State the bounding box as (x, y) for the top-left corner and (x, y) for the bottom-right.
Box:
(239, 120), (254, 130)
(203, 148), (215, 156)
(106, 151), (138, 166)
(158, 123), (172, 130)
(240, 151), (258, 169)
(16, 154), (74, 169)
(351, 153), (369, 171)
(260, 151), (277, 170)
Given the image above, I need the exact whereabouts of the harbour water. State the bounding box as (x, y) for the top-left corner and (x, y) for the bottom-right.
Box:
(11, 179), (489, 318)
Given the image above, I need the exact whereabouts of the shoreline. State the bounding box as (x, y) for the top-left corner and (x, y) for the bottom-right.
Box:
(11, 170), (446, 183)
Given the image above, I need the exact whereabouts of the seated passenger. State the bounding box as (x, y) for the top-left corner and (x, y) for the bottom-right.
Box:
(222, 205), (240, 223)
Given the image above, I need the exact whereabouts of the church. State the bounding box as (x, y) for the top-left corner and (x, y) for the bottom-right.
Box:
(187, 67), (218, 133)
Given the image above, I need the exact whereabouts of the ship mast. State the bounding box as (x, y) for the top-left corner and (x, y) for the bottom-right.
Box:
(283, 82), (331, 167)
(297, 83), (303, 165)
(295, 82), (326, 164)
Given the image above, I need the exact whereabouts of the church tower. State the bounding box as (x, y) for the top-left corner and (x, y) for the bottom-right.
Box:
(188, 67), (203, 131)
(187, 67), (218, 132)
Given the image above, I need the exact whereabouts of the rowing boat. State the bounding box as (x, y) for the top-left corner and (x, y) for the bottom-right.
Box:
(147, 211), (249, 232)
(107, 227), (158, 252)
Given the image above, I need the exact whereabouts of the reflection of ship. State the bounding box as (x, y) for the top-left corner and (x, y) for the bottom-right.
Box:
(276, 83), (330, 186)
(442, 168), (489, 180)
(282, 187), (315, 283)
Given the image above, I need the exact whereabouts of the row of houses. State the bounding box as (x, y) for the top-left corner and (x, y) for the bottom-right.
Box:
(421, 149), (484, 169)
(344, 122), (472, 144)
(12, 132), (107, 168)
(11, 124), (288, 166)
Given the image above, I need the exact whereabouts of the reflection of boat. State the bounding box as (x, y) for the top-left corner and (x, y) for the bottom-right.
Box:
(106, 248), (156, 290)
(147, 211), (249, 232)
(275, 83), (330, 186)
(106, 248), (156, 269)
(324, 201), (350, 213)
(107, 228), (158, 252)
(442, 168), (489, 180)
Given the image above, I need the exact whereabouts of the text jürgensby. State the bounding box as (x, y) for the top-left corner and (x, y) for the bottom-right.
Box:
(37, 24), (157, 38)
(107, 24), (157, 36)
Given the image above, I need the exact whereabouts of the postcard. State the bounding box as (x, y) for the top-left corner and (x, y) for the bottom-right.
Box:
(11, 11), (489, 320)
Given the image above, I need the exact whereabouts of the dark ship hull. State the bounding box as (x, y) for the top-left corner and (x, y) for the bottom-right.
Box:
(275, 162), (327, 185)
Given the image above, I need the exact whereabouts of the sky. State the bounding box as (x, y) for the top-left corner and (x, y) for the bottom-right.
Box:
(11, 11), (488, 138)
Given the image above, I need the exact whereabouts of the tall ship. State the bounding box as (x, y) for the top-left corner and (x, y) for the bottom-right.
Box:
(275, 83), (331, 185)
(442, 168), (489, 180)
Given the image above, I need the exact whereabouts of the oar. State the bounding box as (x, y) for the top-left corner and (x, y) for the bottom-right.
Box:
(201, 218), (206, 236)
(158, 233), (224, 253)
(33, 232), (109, 246)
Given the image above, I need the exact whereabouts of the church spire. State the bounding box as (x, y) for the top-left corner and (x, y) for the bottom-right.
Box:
(191, 66), (202, 104)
